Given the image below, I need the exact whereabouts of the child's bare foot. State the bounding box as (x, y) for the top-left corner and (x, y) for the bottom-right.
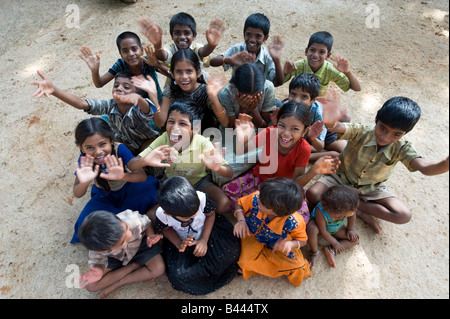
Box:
(356, 210), (382, 234)
(324, 246), (336, 268)
(309, 250), (320, 270)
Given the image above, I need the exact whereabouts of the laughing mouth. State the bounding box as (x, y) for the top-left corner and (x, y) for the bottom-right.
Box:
(95, 155), (106, 163)
(280, 137), (292, 144)
(170, 133), (183, 143)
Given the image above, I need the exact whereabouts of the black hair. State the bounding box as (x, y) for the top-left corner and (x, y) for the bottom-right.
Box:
(78, 210), (124, 251)
(289, 73), (321, 100)
(165, 100), (203, 131)
(74, 118), (120, 193)
(230, 63), (265, 95)
(170, 12), (197, 37)
(320, 185), (360, 215)
(307, 31), (334, 53)
(157, 176), (200, 218)
(244, 13), (270, 36)
(375, 96), (421, 133)
(114, 71), (147, 98)
(75, 117), (115, 147)
(259, 177), (304, 216)
(277, 100), (312, 128)
(116, 31), (142, 52)
(169, 49), (206, 99)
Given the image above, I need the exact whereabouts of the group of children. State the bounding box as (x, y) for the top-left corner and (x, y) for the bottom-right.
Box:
(30, 11), (449, 298)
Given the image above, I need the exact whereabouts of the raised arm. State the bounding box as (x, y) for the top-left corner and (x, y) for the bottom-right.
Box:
(138, 18), (168, 61)
(130, 74), (165, 125)
(321, 90), (347, 134)
(332, 54), (362, 92)
(206, 73), (229, 127)
(31, 70), (90, 110)
(409, 156), (449, 176)
(268, 35), (285, 87)
(141, 45), (171, 78)
(293, 155), (341, 187)
(234, 113), (256, 155)
(198, 18), (226, 59)
(127, 145), (172, 171)
(200, 142), (233, 178)
(79, 46), (114, 88)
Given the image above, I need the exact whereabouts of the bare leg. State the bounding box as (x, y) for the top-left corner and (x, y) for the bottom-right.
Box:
(306, 220), (320, 270)
(324, 226), (359, 268)
(309, 150), (340, 163)
(84, 262), (141, 293)
(203, 184), (231, 214)
(98, 254), (165, 299)
(325, 140), (347, 153)
(324, 246), (336, 268)
(357, 197), (411, 233)
(306, 181), (329, 210)
(356, 209), (381, 234)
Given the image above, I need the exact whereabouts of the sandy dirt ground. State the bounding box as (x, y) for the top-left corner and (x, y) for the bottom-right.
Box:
(0, 0), (448, 300)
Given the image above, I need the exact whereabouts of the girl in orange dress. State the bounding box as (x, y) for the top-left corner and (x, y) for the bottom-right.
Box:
(233, 177), (311, 287)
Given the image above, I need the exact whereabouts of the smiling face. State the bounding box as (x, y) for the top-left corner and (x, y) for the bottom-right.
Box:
(305, 42), (330, 72)
(112, 76), (136, 96)
(172, 24), (196, 50)
(118, 38), (143, 68)
(166, 110), (194, 151)
(276, 115), (307, 153)
(80, 133), (113, 165)
(244, 27), (268, 55)
(374, 121), (406, 149)
(172, 60), (201, 94)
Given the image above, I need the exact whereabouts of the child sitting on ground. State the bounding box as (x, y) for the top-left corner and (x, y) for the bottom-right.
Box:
(307, 185), (360, 269)
(139, 12), (226, 88)
(218, 62), (276, 129)
(210, 13), (283, 85)
(306, 95), (449, 234)
(233, 177), (311, 287)
(153, 176), (240, 295)
(77, 210), (165, 299)
(65, 118), (169, 243)
(150, 48), (229, 131)
(127, 101), (233, 214)
(31, 70), (163, 155)
(79, 31), (163, 102)
(222, 101), (341, 221)
(282, 73), (347, 162)
(283, 31), (361, 99)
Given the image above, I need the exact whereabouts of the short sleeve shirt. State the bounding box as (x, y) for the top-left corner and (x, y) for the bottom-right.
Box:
(88, 209), (151, 268)
(218, 80), (276, 117)
(139, 133), (228, 185)
(252, 126), (311, 179)
(154, 191), (216, 241)
(85, 98), (160, 149)
(337, 123), (421, 194)
(284, 59), (350, 97)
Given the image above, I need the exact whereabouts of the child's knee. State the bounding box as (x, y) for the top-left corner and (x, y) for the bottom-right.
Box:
(216, 196), (231, 214)
(145, 256), (165, 277)
(394, 208), (412, 224)
(306, 220), (319, 235)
